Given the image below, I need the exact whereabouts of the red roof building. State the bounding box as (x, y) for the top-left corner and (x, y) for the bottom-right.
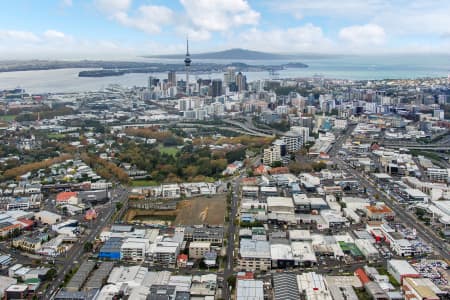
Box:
(268, 167), (289, 175)
(0, 222), (22, 238)
(177, 254), (188, 268)
(366, 204), (395, 220)
(237, 272), (254, 280)
(17, 219), (34, 230)
(56, 191), (79, 204)
(241, 177), (258, 186)
(355, 268), (371, 285)
(254, 164), (269, 176)
(371, 143), (381, 151)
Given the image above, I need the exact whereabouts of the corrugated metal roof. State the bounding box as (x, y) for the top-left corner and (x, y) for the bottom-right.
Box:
(273, 273), (300, 300)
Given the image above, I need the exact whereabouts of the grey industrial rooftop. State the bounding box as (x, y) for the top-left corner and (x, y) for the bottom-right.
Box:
(65, 260), (96, 292)
(272, 273), (301, 300)
(84, 261), (115, 291)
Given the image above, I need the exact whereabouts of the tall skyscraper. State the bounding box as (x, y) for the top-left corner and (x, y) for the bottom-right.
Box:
(184, 39), (191, 95)
(236, 72), (247, 92)
(148, 76), (154, 91)
(223, 67), (236, 89)
(168, 71), (176, 87)
(211, 79), (223, 97)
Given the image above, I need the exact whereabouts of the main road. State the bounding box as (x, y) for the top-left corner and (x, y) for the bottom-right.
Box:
(45, 186), (129, 299)
(334, 156), (449, 260)
(329, 127), (449, 260)
(222, 175), (242, 300)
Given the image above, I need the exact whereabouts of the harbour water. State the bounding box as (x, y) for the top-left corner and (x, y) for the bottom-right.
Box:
(0, 54), (449, 93)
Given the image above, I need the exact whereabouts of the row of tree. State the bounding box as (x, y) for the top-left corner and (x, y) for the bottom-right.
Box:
(15, 106), (74, 122)
(288, 160), (327, 174)
(1, 153), (73, 180)
(81, 153), (130, 184)
(124, 127), (183, 146)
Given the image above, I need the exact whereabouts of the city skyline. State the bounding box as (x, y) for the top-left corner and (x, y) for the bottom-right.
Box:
(0, 0), (450, 59)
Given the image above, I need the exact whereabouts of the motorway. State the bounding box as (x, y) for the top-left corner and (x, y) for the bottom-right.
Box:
(330, 127), (450, 261)
(222, 117), (280, 137)
(45, 186), (129, 299)
(222, 175), (241, 300)
(380, 142), (450, 151)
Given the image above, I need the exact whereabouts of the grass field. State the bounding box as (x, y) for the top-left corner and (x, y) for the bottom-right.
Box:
(0, 115), (16, 122)
(157, 145), (179, 156)
(410, 150), (442, 161)
(131, 180), (158, 187)
(48, 133), (66, 140)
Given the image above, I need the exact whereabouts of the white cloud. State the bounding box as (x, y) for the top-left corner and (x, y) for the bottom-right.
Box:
(180, 0), (260, 32)
(94, 0), (131, 14)
(94, 0), (173, 34)
(44, 30), (66, 40)
(93, 0), (260, 42)
(273, 0), (388, 19)
(273, 0), (450, 37)
(0, 30), (41, 42)
(0, 28), (188, 59)
(61, 0), (72, 7)
(0, 33), (140, 60)
(111, 5), (173, 34)
(176, 26), (211, 42)
(236, 24), (333, 53)
(339, 24), (386, 47)
(373, 9), (450, 36)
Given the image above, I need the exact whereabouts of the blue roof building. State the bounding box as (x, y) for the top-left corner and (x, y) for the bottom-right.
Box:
(98, 237), (123, 260)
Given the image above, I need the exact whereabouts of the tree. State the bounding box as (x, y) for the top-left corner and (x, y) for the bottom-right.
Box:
(271, 161), (283, 168)
(46, 268), (57, 280)
(84, 242), (93, 253)
(2, 153), (72, 180)
(115, 202), (123, 211)
(312, 161), (327, 171)
(8, 228), (21, 239)
(183, 165), (199, 178)
(226, 148), (246, 163)
(288, 161), (312, 174)
(227, 275), (237, 289)
(162, 136), (182, 146)
(61, 206), (68, 216)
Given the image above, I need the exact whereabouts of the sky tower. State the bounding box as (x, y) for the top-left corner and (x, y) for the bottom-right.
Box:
(184, 38), (191, 95)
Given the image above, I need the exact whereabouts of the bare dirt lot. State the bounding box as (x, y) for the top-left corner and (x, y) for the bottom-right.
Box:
(125, 194), (226, 226)
(174, 194), (226, 226)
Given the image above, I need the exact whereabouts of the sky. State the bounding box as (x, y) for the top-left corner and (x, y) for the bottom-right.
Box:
(0, 0), (450, 59)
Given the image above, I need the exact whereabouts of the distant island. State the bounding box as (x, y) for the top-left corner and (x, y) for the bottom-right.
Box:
(0, 55), (309, 78)
(147, 48), (294, 60)
(78, 61), (308, 77)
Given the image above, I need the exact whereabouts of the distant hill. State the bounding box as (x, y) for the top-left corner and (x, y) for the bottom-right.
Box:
(147, 48), (293, 60)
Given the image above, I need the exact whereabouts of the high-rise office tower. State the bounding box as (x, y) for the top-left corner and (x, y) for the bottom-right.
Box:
(168, 71), (176, 87)
(211, 79), (223, 97)
(223, 67), (236, 89)
(148, 76), (154, 91)
(236, 72), (247, 92)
